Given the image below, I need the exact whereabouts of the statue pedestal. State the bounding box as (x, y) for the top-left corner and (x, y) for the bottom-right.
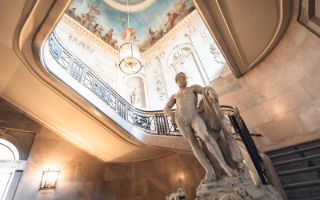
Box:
(196, 176), (283, 200)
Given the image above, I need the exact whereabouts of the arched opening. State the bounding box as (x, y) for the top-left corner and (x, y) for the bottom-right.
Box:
(167, 45), (209, 87)
(0, 138), (19, 200)
(126, 76), (147, 109)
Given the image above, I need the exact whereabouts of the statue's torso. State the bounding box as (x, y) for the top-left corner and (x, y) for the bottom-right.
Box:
(175, 87), (198, 125)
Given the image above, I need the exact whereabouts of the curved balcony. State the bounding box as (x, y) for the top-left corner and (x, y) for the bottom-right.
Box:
(41, 32), (268, 184)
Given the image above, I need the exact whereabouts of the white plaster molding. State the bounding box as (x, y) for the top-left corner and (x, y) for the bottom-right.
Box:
(102, 0), (155, 13)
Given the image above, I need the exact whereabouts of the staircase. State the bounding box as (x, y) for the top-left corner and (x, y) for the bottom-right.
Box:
(266, 139), (320, 200)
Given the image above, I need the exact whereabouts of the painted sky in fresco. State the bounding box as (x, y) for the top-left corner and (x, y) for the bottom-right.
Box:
(66, 0), (194, 51)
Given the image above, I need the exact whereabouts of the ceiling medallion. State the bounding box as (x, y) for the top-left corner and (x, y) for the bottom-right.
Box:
(103, 0), (155, 13)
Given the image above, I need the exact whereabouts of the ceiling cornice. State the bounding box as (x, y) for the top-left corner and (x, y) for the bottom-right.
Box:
(61, 10), (198, 58)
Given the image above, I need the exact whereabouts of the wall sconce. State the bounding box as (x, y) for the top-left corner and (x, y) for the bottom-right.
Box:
(178, 171), (185, 184)
(39, 169), (60, 190)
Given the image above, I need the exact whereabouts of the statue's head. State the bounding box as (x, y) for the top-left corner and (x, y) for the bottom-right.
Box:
(175, 72), (187, 88)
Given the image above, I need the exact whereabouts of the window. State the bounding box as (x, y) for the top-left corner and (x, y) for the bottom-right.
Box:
(0, 139), (19, 200)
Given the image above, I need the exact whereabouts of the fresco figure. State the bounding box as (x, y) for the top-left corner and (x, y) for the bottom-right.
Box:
(103, 28), (114, 43)
(148, 28), (158, 45)
(92, 24), (103, 37)
(121, 28), (137, 42)
(165, 12), (179, 32)
(67, 8), (77, 19)
(109, 39), (118, 49)
(80, 13), (91, 27)
(88, 4), (100, 17)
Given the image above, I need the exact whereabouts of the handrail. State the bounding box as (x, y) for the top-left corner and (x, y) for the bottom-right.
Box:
(47, 32), (179, 135)
(223, 105), (268, 184)
(44, 32), (268, 184)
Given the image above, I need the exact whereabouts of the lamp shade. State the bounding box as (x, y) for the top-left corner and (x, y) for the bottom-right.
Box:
(119, 42), (142, 74)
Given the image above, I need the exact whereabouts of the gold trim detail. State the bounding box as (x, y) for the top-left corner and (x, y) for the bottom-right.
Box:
(62, 15), (119, 56)
(61, 10), (198, 58)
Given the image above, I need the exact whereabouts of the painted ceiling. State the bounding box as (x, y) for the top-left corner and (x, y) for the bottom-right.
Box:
(66, 0), (195, 52)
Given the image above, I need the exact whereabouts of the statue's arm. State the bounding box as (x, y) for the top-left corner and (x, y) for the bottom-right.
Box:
(164, 95), (176, 120)
(208, 87), (219, 103)
(192, 85), (219, 103)
(192, 84), (204, 94)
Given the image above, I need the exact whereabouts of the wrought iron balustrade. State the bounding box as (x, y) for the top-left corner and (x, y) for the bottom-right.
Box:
(48, 33), (178, 135)
(45, 32), (267, 184)
(46, 33), (253, 137)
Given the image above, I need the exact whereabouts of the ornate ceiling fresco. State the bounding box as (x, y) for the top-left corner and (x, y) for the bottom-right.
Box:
(66, 0), (195, 52)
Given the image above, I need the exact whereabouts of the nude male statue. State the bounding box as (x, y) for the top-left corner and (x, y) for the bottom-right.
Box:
(164, 72), (236, 183)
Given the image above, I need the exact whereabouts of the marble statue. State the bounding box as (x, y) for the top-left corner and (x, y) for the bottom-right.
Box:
(164, 72), (283, 200)
(166, 187), (186, 200)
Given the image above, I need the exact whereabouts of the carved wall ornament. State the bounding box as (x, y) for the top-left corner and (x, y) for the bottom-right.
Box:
(68, 34), (94, 54)
(200, 28), (210, 43)
(210, 43), (225, 64)
(152, 56), (168, 101)
(167, 43), (209, 85)
(169, 46), (192, 68)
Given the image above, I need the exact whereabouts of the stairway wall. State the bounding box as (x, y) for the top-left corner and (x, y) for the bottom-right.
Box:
(0, 99), (105, 200)
(211, 1), (320, 151)
(102, 153), (204, 200)
(0, 98), (204, 200)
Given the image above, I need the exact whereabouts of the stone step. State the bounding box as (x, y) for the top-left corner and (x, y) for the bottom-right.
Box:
(289, 197), (320, 200)
(284, 180), (320, 199)
(269, 144), (320, 163)
(267, 139), (320, 157)
(273, 154), (320, 172)
(278, 165), (320, 185)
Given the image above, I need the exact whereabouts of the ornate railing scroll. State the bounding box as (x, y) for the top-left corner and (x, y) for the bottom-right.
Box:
(46, 32), (267, 183)
(47, 33), (179, 135)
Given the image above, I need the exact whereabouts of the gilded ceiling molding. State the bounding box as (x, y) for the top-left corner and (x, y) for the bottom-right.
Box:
(102, 0), (156, 13)
(62, 11), (198, 58)
(62, 15), (119, 56)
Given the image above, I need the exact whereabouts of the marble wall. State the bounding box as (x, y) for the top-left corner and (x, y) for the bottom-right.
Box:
(0, 99), (105, 200)
(102, 153), (204, 200)
(212, 19), (320, 151)
(13, 127), (105, 200)
(0, 98), (205, 200)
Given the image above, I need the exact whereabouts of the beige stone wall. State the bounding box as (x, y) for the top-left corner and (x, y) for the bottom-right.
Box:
(0, 99), (106, 199)
(212, 20), (320, 151)
(1, 99), (204, 200)
(13, 127), (105, 200)
(102, 153), (204, 200)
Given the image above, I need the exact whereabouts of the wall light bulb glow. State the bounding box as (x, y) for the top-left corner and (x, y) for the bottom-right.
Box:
(39, 169), (60, 190)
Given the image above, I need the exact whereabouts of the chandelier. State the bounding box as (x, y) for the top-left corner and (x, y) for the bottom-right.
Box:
(118, 0), (142, 74)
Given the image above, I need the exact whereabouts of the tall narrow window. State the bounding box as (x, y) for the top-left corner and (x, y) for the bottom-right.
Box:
(0, 139), (19, 200)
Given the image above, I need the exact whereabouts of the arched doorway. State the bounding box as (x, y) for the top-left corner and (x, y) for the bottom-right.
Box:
(0, 139), (19, 200)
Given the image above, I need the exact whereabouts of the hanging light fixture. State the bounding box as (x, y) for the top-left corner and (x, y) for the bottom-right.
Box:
(118, 0), (142, 74)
